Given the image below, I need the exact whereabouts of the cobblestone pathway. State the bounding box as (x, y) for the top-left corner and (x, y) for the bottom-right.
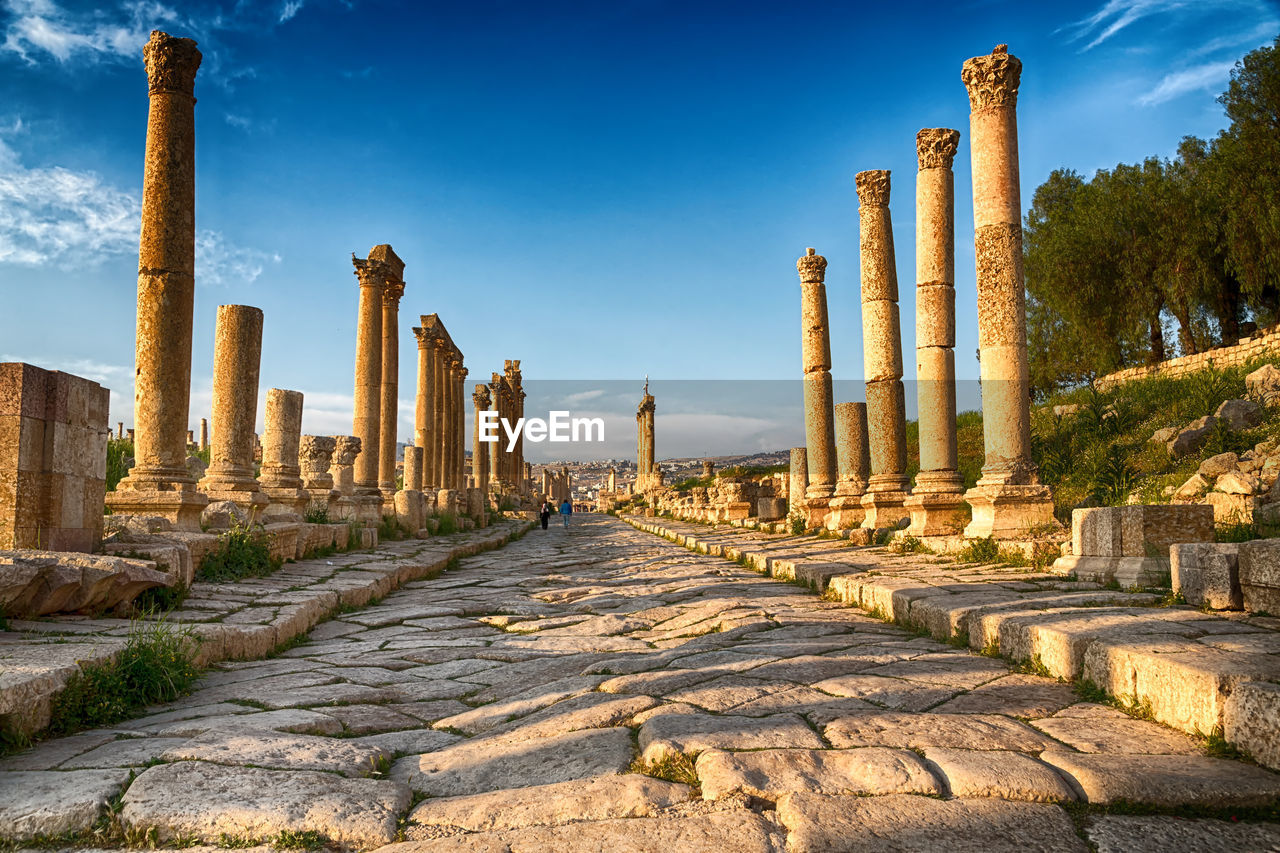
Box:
(5, 515), (1280, 852)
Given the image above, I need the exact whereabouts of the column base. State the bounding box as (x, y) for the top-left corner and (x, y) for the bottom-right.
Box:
(824, 494), (866, 530)
(904, 491), (968, 537)
(355, 495), (383, 526)
(200, 487), (269, 519)
(262, 486), (311, 514)
(105, 481), (209, 533)
(803, 495), (832, 528)
(331, 495), (358, 522)
(860, 489), (911, 530)
(962, 483), (1057, 540)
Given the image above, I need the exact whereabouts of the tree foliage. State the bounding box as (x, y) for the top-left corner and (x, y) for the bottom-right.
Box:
(1025, 37), (1280, 397)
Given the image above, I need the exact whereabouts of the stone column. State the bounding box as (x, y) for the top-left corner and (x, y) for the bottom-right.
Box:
(855, 171), (911, 530)
(472, 384), (490, 493)
(797, 247), (837, 526)
(329, 435), (360, 520)
(259, 388), (308, 513)
(429, 340), (448, 488)
(118, 422), (125, 440)
(905, 129), (968, 536)
(441, 357), (456, 489)
(788, 447), (808, 528)
(487, 379), (501, 490)
(412, 326), (434, 491)
(403, 446), (423, 495)
(961, 44), (1055, 538)
(379, 279), (404, 495)
(198, 305), (267, 514)
(199, 417), (208, 451)
(351, 255), (387, 497)
(300, 435), (339, 514)
(828, 402), (870, 528)
(608, 468), (617, 492)
(635, 410), (645, 491)
(106, 32), (208, 529)
(456, 365), (469, 489)
(703, 460), (715, 479)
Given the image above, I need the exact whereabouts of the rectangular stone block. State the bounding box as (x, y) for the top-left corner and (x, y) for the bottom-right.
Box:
(1238, 539), (1280, 614)
(1170, 543), (1242, 610)
(1072, 505), (1213, 558)
(757, 497), (786, 521)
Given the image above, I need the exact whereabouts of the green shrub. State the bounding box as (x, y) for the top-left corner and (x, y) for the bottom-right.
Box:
(105, 438), (134, 492)
(378, 514), (406, 542)
(435, 511), (458, 535)
(957, 536), (1001, 563)
(130, 580), (189, 615)
(197, 523), (278, 582)
(48, 617), (200, 736)
(303, 506), (330, 525)
(789, 514), (806, 535)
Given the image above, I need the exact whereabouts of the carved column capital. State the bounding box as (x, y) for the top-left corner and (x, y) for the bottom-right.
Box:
(352, 256), (390, 289)
(473, 384), (491, 407)
(382, 280), (405, 306)
(961, 44), (1021, 112)
(143, 31), (201, 96)
(796, 247), (827, 284)
(916, 128), (961, 170)
(855, 170), (891, 206)
(333, 435), (362, 465)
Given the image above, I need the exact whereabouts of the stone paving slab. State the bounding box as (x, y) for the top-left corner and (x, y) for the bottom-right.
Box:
(1085, 815), (1280, 852)
(696, 747), (941, 800)
(0, 768), (131, 840)
(161, 730), (390, 776)
(1040, 750), (1280, 806)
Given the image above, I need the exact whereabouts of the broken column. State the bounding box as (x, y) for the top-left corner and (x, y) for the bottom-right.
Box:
(328, 435), (361, 520)
(797, 247), (837, 526)
(788, 446), (808, 528)
(300, 434), (338, 515)
(905, 128), (968, 536)
(351, 253), (386, 499)
(375, 247), (406, 496)
(198, 305), (267, 514)
(473, 384), (491, 491)
(412, 325), (434, 491)
(106, 31), (208, 529)
(259, 388), (308, 513)
(961, 44), (1055, 538)
(198, 417), (208, 452)
(457, 365), (469, 490)
(855, 170), (911, 530)
(827, 401), (870, 529)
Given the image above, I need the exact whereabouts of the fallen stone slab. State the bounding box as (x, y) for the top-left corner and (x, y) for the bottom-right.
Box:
(371, 809), (784, 852)
(1040, 751), (1280, 806)
(350, 729), (462, 756)
(391, 726), (634, 797)
(405, 774), (692, 835)
(776, 792), (1086, 853)
(923, 748), (1078, 802)
(1086, 814), (1280, 853)
(120, 760), (410, 847)
(482, 692), (658, 741)
(696, 747), (940, 801)
(162, 730), (391, 777)
(638, 712), (825, 762)
(0, 768), (130, 840)
(823, 712), (1056, 752)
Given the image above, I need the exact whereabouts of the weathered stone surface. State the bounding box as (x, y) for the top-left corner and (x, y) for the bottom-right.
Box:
(776, 792), (1086, 853)
(1238, 539), (1280, 614)
(1169, 415), (1219, 457)
(0, 768), (130, 840)
(1216, 398), (1262, 432)
(372, 809), (784, 853)
(811, 674), (959, 711)
(696, 747), (940, 800)
(1087, 814), (1280, 853)
(1040, 751), (1280, 806)
(924, 748), (1078, 802)
(162, 730), (391, 776)
(0, 550), (174, 618)
(155, 708), (342, 737)
(1199, 452), (1240, 479)
(121, 761), (410, 846)
(62, 736), (188, 769)
(1246, 363), (1280, 404)
(1071, 504), (1214, 558)
(638, 712), (824, 761)
(929, 673), (1077, 717)
(405, 774), (692, 835)
(1217, 470), (1263, 495)
(1031, 703), (1200, 755)
(350, 729), (462, 756)
(1171, 543), (1243, 610)
(1223, 680), (1280, 772)
(392, 727), (633, 796)
(824, 712), (1055, 751)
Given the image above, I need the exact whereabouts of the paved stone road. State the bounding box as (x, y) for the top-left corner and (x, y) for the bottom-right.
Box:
(5, 514), (1280, 852)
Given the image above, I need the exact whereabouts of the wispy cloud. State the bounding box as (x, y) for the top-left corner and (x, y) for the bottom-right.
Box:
(0, 125), (279, 283)
(1138, 59), (1239, 105)
(278, 0), (303, 23)
(1062, 0), (1266, 51)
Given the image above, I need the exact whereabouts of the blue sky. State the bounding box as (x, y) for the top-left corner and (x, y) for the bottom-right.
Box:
(0, 0), (1273, 461)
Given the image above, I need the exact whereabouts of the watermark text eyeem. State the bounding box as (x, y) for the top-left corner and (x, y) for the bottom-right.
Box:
(479, 411), (605, 451)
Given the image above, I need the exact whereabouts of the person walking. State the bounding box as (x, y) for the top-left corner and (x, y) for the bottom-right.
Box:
(539, 500), (552, 530)
(559, 498), (572, 528)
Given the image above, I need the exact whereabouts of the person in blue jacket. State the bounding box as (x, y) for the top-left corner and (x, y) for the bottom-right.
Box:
(559, 498), (572, 528)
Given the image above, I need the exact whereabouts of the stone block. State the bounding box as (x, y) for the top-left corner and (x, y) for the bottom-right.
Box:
(1071, 505), (1213, 558)
(757, 497), (786, 521)
(1223, 681), (1280, 771)
(1216, 398), (1263, 431)
(1246, 363), (1280, 404)
(1168, 416), (1218, 457)
(1238, 539), (1280, 614)
(1169, 543), (1242, 610)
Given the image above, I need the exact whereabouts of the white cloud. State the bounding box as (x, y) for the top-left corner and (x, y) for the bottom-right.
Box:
(278, 0), (302, 23)
(1137, 59), (1239, 105)
(195, 229), (280, 286)
(1062, 0), (1267, 51)
(1, 0), (178, 64)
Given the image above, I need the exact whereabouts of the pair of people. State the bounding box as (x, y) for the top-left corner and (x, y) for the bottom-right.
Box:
(539, 498), (573, 529)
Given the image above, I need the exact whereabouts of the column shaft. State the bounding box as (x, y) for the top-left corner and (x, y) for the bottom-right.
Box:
(199, 305), (266, 511)
(351, 259), (385, 495)
(379, 283), (403, 493)
(797, 248), (837, 509)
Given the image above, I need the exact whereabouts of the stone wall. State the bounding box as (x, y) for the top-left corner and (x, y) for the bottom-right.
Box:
(0, 363), (110, 552)
(1095, 324), (1280, 390)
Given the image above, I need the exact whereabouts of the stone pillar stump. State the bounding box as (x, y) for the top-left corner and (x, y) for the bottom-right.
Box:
(197, 305), (267, 515)
(260, 388), (308, 513)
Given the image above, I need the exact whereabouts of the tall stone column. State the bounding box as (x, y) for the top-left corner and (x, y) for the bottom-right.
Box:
(351, 254), (387, 497)
(457, 365), (469, 489)
(259, 388), (308, 512)
(490, 374), (505, 489)
(473, 384), (491, 491)
(441, 357), (457, 489)
(198, 305), (267, 514)
(788, 447), (808, 529)
(828, 402), (870, 528)
(797, 247), (837, 526)
(379, 278), (405, 495)
(855, 171), (911, 530)
(107, 31), (208, 529)
(635, 410), (645, 491)
(429, 340), (448, 488)
(905, 129), (968, 536)
(961, 44), (1055, 538)
(300, 435), (339, 514)
(412, 326), (434, 491)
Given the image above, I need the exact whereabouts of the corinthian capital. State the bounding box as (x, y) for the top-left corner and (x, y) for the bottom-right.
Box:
(473, 384), (491, 408)
(143, 31), (201, 96)
(916, 128), (961, 171)
(352, 256), (390, 289)
(961, 44), (1021, 112)
(855, 170), (891, 206)
(382, 280), (405, 306)
(796, 247), (827, 284)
